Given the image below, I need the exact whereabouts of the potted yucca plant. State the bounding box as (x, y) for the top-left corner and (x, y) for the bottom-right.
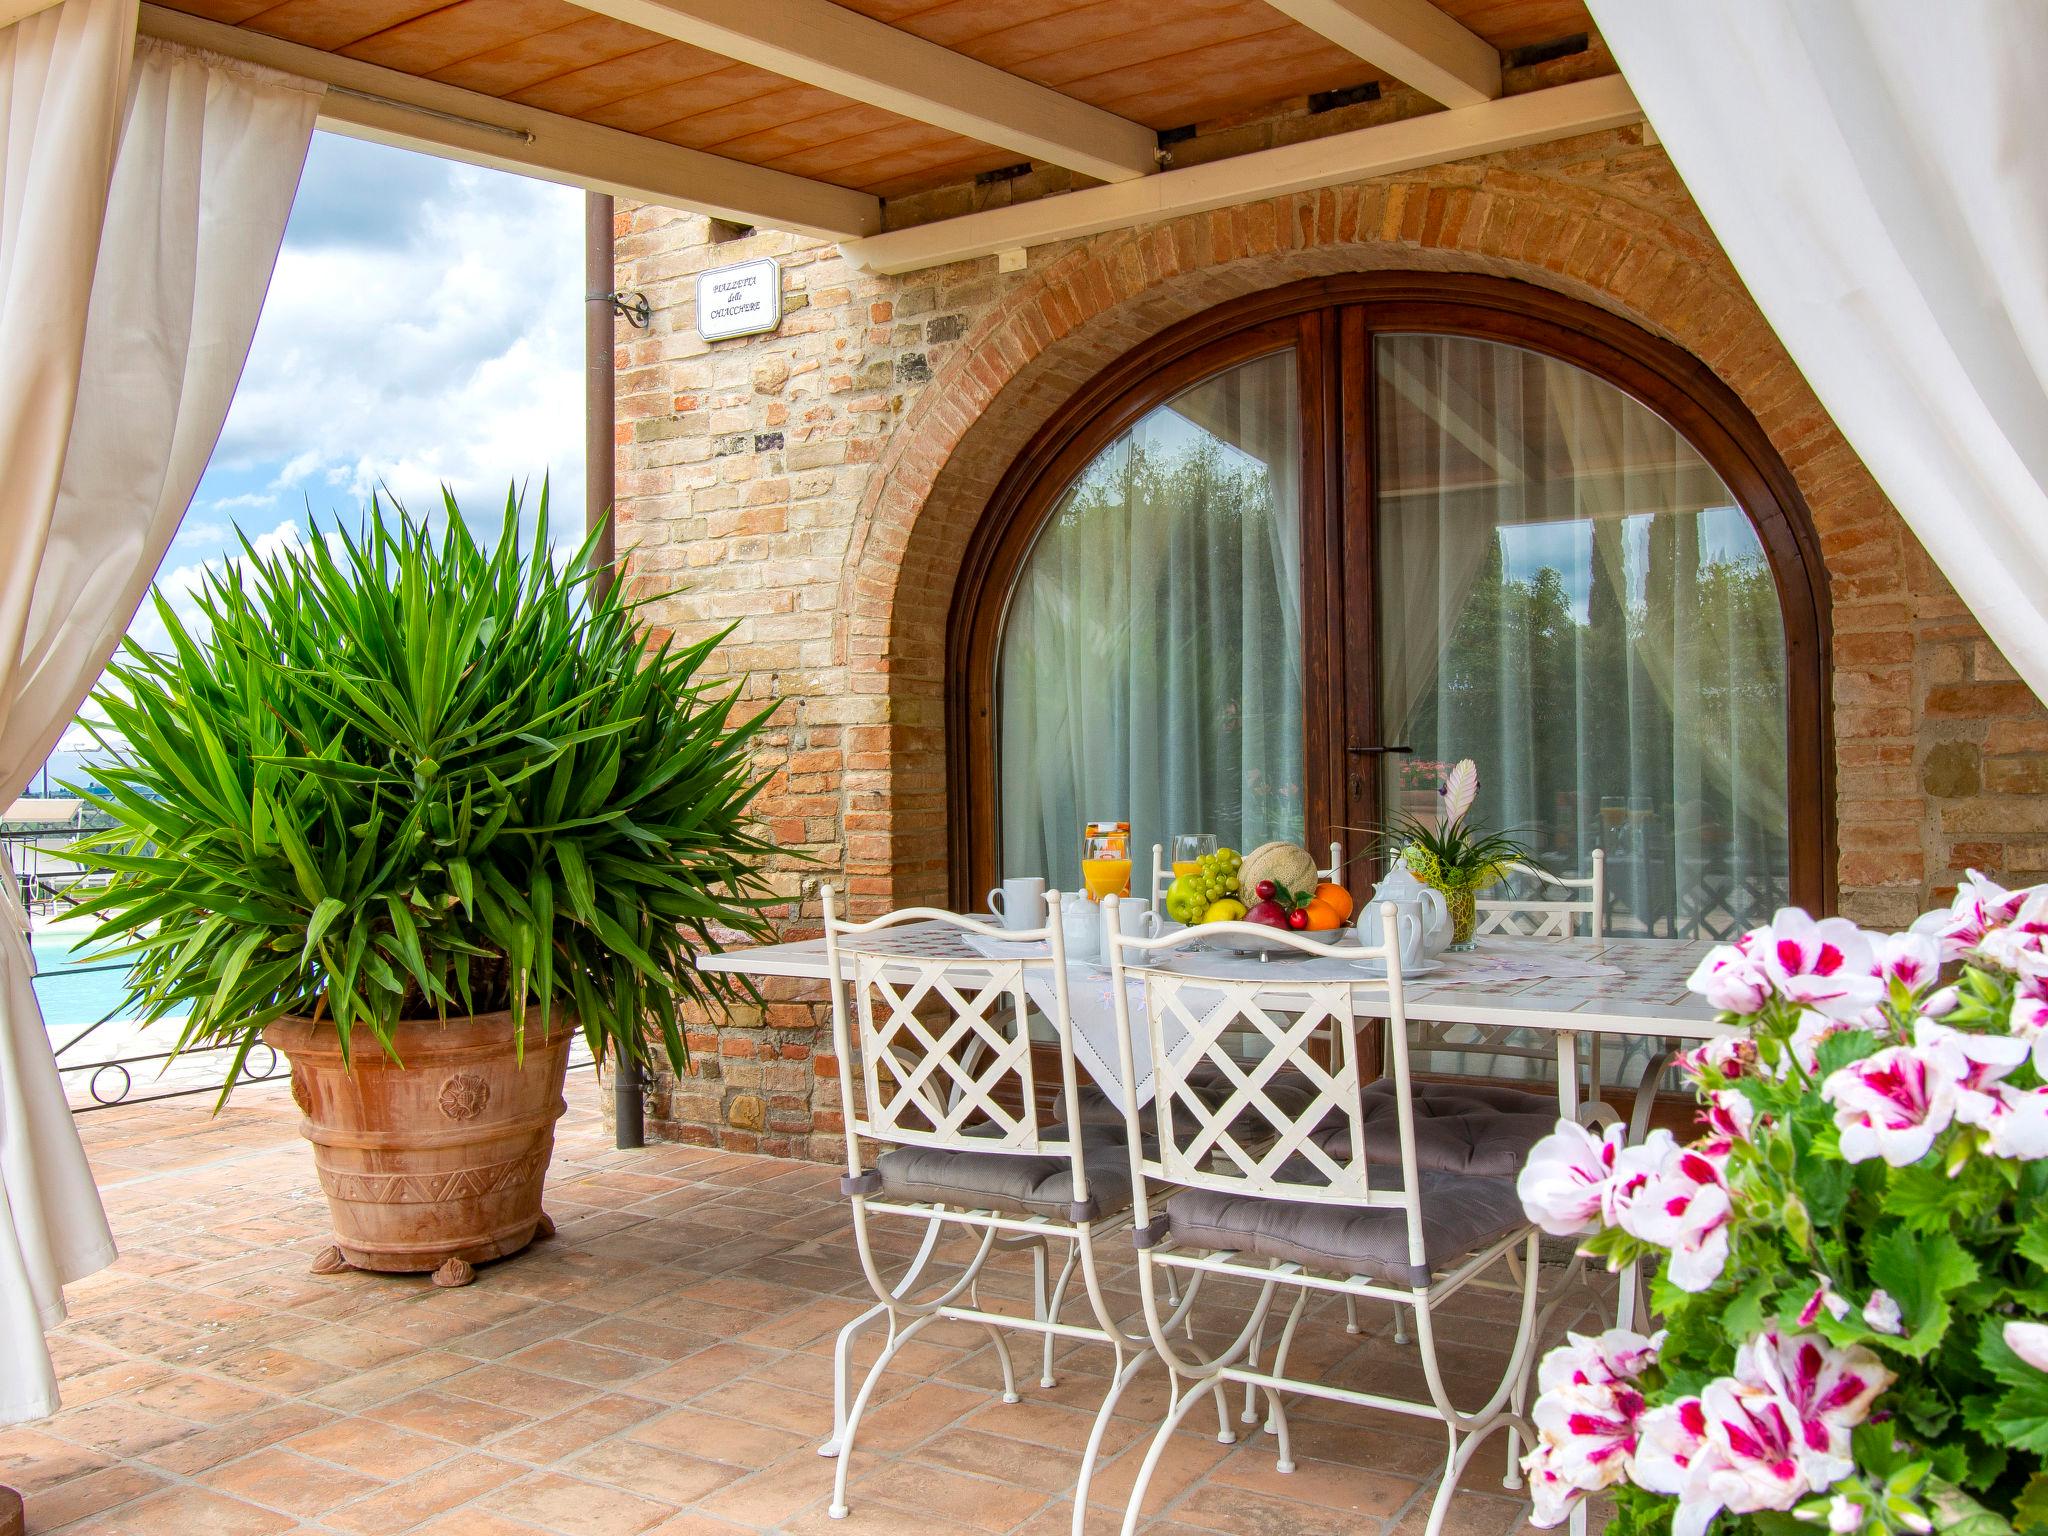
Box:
(70, 489), (780, 1286)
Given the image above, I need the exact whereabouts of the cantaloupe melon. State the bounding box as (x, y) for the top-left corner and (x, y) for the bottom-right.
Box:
(1236, 841), (1318, 903)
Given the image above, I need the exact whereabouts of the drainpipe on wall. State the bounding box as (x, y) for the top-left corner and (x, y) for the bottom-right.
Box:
(586, 191), (643, 1151)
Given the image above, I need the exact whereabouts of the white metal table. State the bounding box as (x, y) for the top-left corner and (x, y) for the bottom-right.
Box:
(696, 925), (1730, 1129)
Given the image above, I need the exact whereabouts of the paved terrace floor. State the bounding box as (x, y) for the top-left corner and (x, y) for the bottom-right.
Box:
(7, 1075), (1609, 1536)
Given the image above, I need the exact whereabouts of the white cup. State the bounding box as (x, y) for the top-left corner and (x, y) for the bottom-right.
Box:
(1358, 901), (1426, 969)
(986, 877), (1047, 930)
(1100, 895), (1162, 958)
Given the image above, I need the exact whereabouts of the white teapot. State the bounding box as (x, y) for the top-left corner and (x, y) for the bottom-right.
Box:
(1355, 863), (1452, 959)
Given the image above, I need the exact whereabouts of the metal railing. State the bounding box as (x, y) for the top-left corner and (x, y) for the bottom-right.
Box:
(43, 959), (595, 1115)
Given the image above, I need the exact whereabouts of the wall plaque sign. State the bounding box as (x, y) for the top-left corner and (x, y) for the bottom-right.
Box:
(695, 256), (781, 341)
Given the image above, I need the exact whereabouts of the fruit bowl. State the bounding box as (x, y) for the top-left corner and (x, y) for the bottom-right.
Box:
(1194, 926), (1318, 958)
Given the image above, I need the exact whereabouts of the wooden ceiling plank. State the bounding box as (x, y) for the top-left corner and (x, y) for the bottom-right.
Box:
(842, 71), (1639, 273)
(137, 1), (880, 237)
(561, 0), (1159, 181)
(0, 0), (61, 25)
(1262, 0), (1501, 107)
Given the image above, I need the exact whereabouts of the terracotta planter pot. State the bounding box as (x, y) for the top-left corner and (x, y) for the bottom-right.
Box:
(265, 1012), (573, 1285)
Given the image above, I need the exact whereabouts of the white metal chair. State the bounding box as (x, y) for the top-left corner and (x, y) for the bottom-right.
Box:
(1104, 913), (1541, 1536)
(819, 886), (1191, 1532)
(1428, 849), (1614, 1105)
(1150, 840), (1344, 910)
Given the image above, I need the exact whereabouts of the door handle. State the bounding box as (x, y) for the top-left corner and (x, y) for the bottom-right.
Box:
(1345, 744), (1414, 755)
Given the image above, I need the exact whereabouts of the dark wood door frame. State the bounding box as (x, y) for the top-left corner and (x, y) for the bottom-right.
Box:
(945, 271), (1836, 915)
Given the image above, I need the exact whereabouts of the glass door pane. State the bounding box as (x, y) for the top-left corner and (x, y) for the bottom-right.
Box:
(1373, 333), (1791, 940)
(997, 350), (1305, 888)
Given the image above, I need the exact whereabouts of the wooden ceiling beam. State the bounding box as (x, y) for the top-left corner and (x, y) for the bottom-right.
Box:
(0, 0), (61, 30)
(562, 0), (1159, 184)
(842, 74), (1641, 275)
(137, 3), (880, 239)
(1263, 0), (1501, 108)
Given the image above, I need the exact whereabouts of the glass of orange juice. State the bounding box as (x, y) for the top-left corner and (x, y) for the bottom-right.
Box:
(1171, 832), (1216, 881)
(1081, 821), (1131, 902)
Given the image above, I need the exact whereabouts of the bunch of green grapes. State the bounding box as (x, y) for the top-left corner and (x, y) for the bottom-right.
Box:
(1187, 847), (1242, 906)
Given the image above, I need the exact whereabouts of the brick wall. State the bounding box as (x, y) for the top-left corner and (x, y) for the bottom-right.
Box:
(612, 124), (2048, 1162)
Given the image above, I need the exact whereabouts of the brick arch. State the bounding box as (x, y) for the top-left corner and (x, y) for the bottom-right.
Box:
(837, 153), (1882, 911)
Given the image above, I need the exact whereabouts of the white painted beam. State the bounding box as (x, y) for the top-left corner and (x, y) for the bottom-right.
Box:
(842, 74), (1640, 275)
(137, 3), (880, 239)
(0, 0), (61, 30)
(1265, 0), (1501, 108)
(566, 0), (1157, 183)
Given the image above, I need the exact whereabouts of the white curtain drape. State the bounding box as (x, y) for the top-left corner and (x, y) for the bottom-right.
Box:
(1587, 0), (2048, 703)
(999, 351), (1305, 886)
(0, 0), (319, 1425)
(1376, 334), (1792, 941)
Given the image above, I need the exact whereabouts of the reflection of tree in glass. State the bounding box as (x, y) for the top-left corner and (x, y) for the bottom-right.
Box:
(1405, 513), (1788, 931)
(1002, 433), (1305, 867)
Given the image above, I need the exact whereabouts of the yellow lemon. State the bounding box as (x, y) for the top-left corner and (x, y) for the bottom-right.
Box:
(1199, 898), (1247, 925)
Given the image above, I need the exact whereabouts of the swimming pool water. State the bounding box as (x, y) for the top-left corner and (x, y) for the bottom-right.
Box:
(32, 931), (136, 1030)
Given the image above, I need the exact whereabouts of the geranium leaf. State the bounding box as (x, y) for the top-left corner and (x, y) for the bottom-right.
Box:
(1868, 1227), (1979, 1358)
(1976, 1316), (2048, 1452)
(2013, 1471), (2048, 1534)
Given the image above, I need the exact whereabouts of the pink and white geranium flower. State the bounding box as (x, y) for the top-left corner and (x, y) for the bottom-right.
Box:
(1873, 931), (1943, 997)
(1626, 1145), (1733, 1292)
(1909, 869), (2027, 961)
(1973, 888), (2048, 976)
(1758, 910), (1883, 1020)
(2005, 1321), (2048, 1372)
(1819, 1025), (1962, 1167)
(1523, 1330), (1661, 1526)
(1734, 1329), (1892, 1488)
(1516, 1120), (1673, 1238)
(1688, 943), (1772, 1015)
(1863, 1290), (1902, 1335)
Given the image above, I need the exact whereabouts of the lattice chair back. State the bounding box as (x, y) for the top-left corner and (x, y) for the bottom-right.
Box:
(1475, 848), (1605, 940)
(1106, 912), (1415, 1213)
(822, 885), (1081, 1163)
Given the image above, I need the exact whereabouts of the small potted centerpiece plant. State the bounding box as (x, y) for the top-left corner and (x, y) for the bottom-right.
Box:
(1515, 878), (2048, 1536)
(1371, 758), (1531, 950)
(71, 491), (779, 1286)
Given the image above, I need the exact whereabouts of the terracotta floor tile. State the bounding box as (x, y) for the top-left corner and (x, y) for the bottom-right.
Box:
(0, 1428), (112, 1495)
(628, 1406), (810, 1469)
(365, 1389), (532, 1446)
(562, 1439), (743, 1503)
(18, 1466), (167, 1533)
(283, 1415), (456, 1478)
(318, 1452), (525, 1536)
(440, 1362), (598, 1417)
(483, 1470), (674, 1533)
(490, 1393), (667, 1464)
(98, 1484), (299, 1535)
(201, 1446), (385, 1516)
(37, 1074), (1570, 1536)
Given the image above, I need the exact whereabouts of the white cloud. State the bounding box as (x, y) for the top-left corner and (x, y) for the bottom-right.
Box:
(206, 141), (585, 539)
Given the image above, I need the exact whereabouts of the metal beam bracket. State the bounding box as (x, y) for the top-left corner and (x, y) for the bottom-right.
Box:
(590, 290), (652, 329)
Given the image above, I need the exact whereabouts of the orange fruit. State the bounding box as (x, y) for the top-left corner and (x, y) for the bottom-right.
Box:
(1312, 882), (1354, 922)
(1303, 897), (1343, 931)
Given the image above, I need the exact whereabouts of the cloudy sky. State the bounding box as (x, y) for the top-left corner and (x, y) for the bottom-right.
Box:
(47, 132), (583, 782)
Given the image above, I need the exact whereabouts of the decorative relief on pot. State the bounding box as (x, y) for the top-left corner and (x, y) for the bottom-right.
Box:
(319, 1147), (549, 1205)
(290, 1067), (312, 1115)
(438, 1073), (490, 1121)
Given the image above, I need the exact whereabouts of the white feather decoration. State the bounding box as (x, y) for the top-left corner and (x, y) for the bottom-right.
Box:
(1439, 758), (1479, 827)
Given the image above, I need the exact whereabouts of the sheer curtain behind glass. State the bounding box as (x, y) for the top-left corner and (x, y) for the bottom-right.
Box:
(999, 352), (1304, 888)
(1377, 334), (1790, 940)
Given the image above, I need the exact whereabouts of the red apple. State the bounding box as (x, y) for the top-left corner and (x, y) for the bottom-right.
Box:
(1244, 899), (1289, 929)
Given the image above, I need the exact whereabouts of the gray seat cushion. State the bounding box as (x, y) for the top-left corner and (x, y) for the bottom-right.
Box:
(1310, 1078), (1558, 1178)
(1165, 1168), (1527, 1284)
(874, 1129), (1135, 1220)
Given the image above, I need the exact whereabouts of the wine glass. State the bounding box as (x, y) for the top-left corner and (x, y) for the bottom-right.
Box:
(1170, 832), (1217, 880)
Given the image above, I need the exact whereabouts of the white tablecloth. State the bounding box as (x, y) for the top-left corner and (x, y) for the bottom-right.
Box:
(964, 936), (1624, 1109)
